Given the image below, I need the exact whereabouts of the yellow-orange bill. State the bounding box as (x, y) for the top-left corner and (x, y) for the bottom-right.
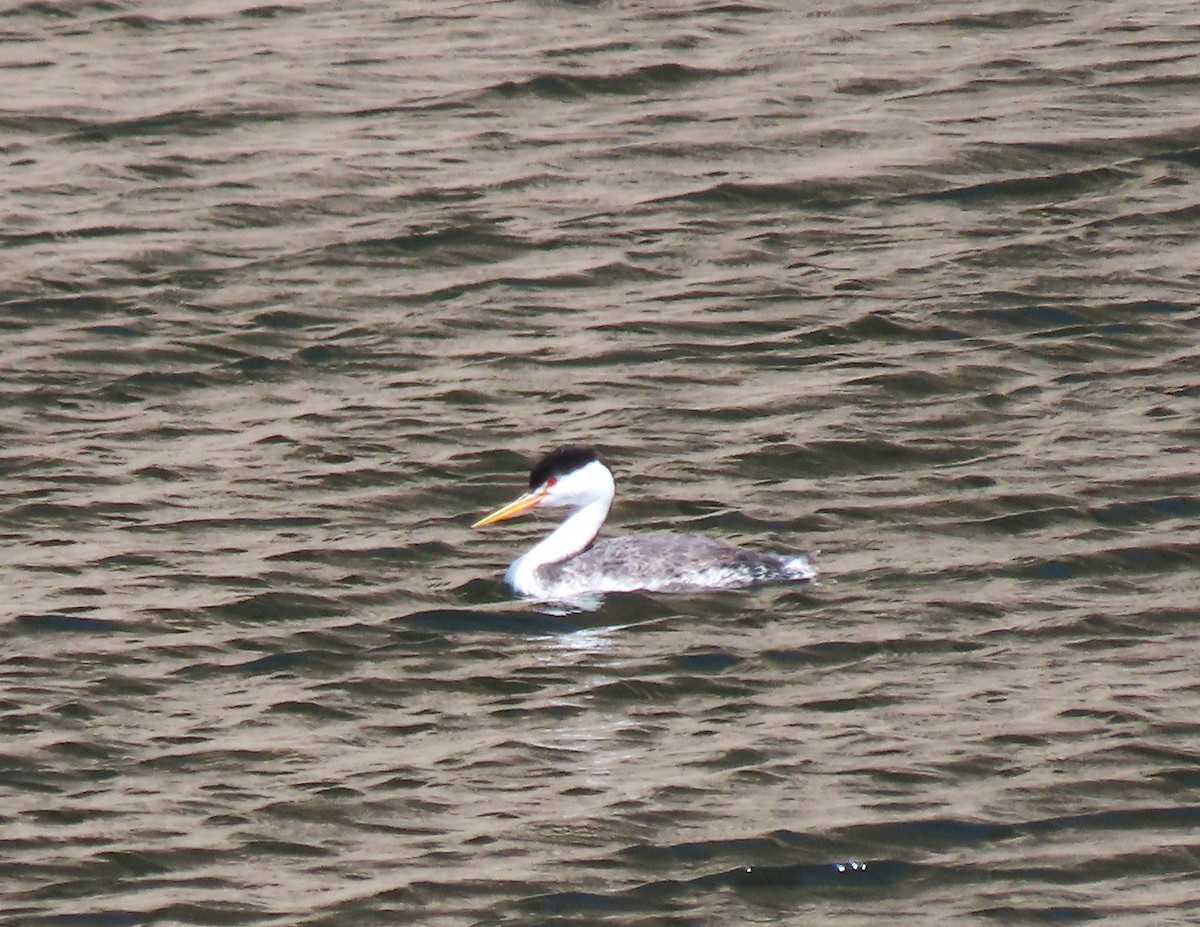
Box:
(471, 489), (546, 528)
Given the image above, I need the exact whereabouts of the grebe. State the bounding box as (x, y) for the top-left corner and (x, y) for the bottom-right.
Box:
(472, 445), (817, 599)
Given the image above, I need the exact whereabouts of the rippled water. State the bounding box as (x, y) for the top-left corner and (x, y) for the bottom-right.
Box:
(4, 0), (1200, 924)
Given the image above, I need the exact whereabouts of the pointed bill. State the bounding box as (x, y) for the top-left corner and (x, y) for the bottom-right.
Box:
(472, 489), (547, 528)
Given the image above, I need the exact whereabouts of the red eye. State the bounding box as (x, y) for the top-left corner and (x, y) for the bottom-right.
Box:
(546, 477), (557, 487)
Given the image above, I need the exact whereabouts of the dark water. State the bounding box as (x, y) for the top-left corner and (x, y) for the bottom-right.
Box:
(3, 0), (1200, 923)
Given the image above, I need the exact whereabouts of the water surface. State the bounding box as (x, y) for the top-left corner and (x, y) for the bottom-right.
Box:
(3, 1), (1200, 924)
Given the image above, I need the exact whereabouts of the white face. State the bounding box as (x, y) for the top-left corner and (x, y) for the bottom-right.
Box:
(539, 459), (614, 509)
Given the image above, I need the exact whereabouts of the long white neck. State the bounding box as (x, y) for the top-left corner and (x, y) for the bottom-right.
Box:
(506, 497), (610, 595)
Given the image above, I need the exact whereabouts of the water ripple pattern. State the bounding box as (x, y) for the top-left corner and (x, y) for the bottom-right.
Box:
(2, 1), (1199, 925)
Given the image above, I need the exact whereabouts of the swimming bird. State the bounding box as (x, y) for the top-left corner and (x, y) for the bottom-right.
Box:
(472, 444), (817, 599)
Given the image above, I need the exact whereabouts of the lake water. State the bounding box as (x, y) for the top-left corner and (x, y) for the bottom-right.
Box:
(3, 1), (1199, 924)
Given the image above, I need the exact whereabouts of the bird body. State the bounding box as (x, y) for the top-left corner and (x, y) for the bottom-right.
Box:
(519, 531), (816, 598)
(473, 445), (816, 600)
